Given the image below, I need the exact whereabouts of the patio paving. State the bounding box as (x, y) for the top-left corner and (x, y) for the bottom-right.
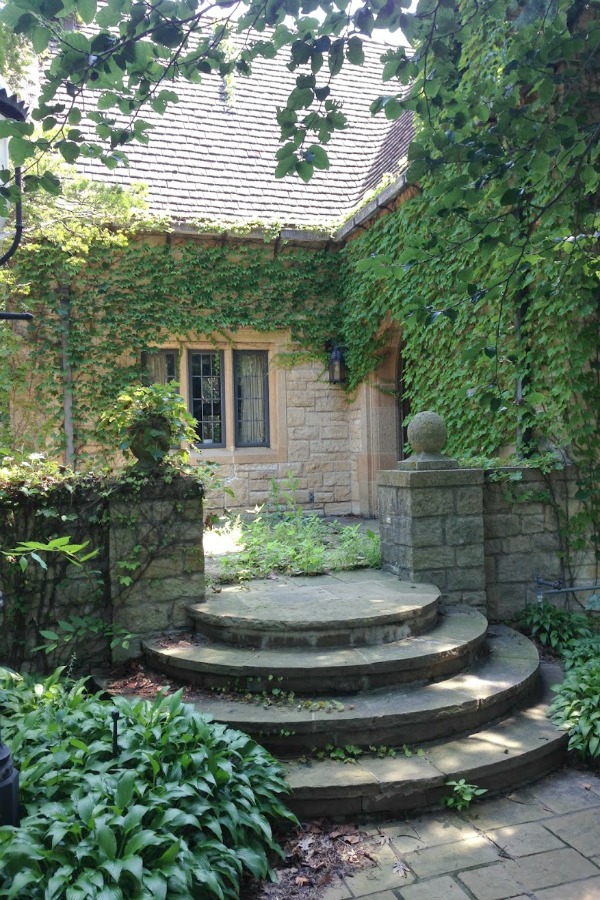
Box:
(321, 767), (600, 900)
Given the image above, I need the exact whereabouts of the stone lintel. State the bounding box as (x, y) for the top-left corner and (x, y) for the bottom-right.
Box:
(378, 468), (484, 489)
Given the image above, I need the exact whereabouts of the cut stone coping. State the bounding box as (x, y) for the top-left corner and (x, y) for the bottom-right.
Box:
(283, 663), (567, 818)
(189, 572), (440, 648)
(186, 626), (541, 752)
(143, 606), (488, 693)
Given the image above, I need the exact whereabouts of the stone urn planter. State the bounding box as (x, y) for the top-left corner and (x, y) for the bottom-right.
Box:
(100, 382), (199, 469)
(129, 414), (173, 468)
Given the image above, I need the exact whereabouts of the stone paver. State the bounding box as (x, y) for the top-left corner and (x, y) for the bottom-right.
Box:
(321, 881), (353, 900)
(465, 792), (554, 829)
(534, 876), (600, 899)
(378, 814), (481, 854)
(542, 807), (600, 856)
(526, 769), (600, 813)
(346, 769), (600, 900)
(401, 835), (499, 878)
(456, 860), (534, 899)
(344, 858), (416, 895)
(485, 821), (565, 857)
(399, 874), (472, 899)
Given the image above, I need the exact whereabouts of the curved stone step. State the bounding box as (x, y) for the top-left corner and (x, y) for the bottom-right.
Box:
(283, 663), (568, 818)
(183, 626), (540, 753)
(188, 572), (440, 649)
(144, 606), (488, 694)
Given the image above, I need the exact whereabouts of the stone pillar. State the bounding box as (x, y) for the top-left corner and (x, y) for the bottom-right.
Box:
(377, 412), (486, 612)
(109, 475), (205, 659)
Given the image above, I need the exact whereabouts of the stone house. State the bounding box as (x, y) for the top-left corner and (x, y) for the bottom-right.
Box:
(54, 37), (418, 517)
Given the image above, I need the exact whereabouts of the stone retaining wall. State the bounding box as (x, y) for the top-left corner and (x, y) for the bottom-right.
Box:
(0, 474), (204, 671)
(379, 462), (596, 620)
(109, 477), (205, 659)
(483, 467), (595, 619)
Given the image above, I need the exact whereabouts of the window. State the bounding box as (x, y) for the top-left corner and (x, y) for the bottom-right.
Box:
(189, 351), (224, 446)
(141, 349), (177, 384)
(234, 351), (269, 447)
(142, 347), (270, 450)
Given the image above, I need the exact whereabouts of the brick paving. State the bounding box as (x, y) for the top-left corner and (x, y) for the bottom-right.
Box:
(321, 768), (600, 900)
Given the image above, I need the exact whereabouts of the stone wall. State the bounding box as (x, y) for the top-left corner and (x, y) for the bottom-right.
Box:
(378, 468), (487, 612)
(483, 467), (596, 619)
(0, 474), (204, 671)
(379, 459), (597, 621)
(109, 477), (205, 659)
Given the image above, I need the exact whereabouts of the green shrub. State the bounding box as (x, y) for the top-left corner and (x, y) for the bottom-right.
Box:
(549, 659), (600, 759)
(518, 602), (594, 655)
(0, 668), (296, 899)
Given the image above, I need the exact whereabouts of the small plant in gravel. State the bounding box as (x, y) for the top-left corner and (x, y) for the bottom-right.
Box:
(0, 668), (296, 899)
(443, 779), (488, 811)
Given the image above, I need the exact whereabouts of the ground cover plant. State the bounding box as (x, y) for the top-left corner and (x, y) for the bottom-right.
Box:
(214, 477), (381, 584)
(518, 602), (600, 761)
(0, 668), (296, 899)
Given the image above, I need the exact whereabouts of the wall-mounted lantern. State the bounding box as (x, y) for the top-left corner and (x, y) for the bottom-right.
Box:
(0, 78), (28, 267)
(328, 345), (347, 385)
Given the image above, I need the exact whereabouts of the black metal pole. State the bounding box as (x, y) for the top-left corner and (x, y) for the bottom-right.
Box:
(112, 710), (120, 758)
(0, 717), (20, 827)
(0, 312), (32, 321)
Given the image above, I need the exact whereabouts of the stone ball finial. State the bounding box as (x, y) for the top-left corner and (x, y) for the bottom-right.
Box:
(407, 411), (447, 455)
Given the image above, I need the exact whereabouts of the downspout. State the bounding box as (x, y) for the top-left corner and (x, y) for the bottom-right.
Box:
(58, 285), (75, 468)
(514, 290), (533, 458)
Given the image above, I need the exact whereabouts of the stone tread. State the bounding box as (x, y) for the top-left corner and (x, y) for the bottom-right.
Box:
(184, 626), (540, 748)
(188, 573), (439, 637)
(143, 606), (487, 686)
(283, 663), (568, 816)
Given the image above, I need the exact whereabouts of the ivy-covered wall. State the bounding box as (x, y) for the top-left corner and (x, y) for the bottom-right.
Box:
(0, 464), (205, 672)
(340, 187), (599, 463)
(4, 233), (344, 461)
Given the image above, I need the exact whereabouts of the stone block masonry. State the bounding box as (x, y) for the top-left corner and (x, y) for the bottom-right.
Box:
(0, 473), (205, 671)
(483, 467), (596, 619)
(109, 476), (205, 660)
(203, 358), (358, 516)
(378, 468), (486, 611)
(379, 459), (596, 620)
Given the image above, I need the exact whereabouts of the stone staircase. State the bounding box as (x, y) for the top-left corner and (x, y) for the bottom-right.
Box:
(142, 570), (567, 818)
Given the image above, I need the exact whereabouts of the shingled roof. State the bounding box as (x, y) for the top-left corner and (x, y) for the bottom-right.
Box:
(76, 35), (414, 231)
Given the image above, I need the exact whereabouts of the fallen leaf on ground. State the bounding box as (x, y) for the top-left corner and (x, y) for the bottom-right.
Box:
(392, 860), (410, 877)
(375, 834), (392, 846)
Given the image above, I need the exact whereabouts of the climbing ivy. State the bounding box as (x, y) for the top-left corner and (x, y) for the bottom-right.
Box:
(1, 178), (343, 460)
(338, 0), (599, 565)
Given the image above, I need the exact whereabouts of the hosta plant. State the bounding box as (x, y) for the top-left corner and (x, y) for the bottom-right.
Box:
(0, 668), (296, 899)
(549, 660), (600, 759)
(518, 602), (594, 655)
